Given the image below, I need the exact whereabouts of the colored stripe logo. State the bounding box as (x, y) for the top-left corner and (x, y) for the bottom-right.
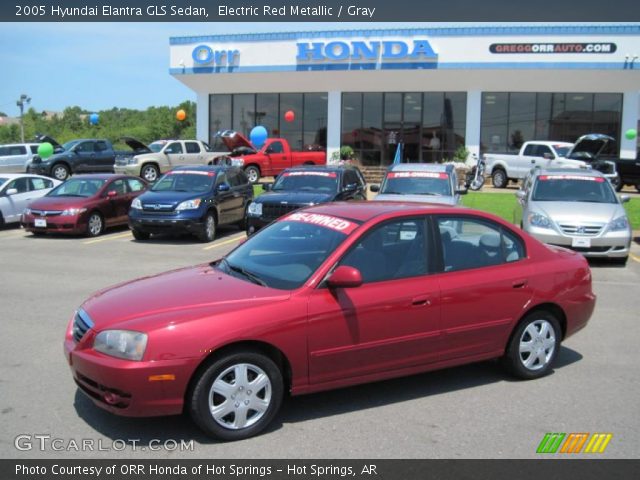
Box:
(537, 433), (612, 454)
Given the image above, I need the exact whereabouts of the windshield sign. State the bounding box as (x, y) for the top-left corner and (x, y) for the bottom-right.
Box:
(273, 171), (338, 193)
(382, 171), (451, 196)
(532, 175), (616, 203)
(48, 179), (107, 197)
(152, 171), (215, 193)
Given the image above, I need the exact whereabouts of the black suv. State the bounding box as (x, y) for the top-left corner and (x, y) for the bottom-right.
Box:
(129, 165), (253, 242)
(246, 165), (367, 235)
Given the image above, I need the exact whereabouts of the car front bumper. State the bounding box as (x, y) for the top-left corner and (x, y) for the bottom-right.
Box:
(21, 212), (87, 234)
(114, 164), (139, 176)
(129, 210), (205, 236)
(27, 163), (51, 176)
(525, 225), (631, 258)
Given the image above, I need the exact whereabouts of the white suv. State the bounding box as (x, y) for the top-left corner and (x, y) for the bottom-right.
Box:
(0, 143), (41, 173)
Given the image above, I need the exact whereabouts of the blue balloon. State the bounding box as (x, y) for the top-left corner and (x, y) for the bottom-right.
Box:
(249, 126), (268, 148)
(89, 113), (99, 125)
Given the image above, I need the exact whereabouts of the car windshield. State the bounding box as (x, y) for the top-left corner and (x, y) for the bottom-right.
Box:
(532, 175), (617, 203)
(0, 177), (8, 187)
(149, 142), (165, 153)
(152, 171), (215, 193)
(48, 178), (107, 197)
(62, 140), (81, 151)
(381, 172), (452, 196)
(272, 172), (339, 193)
(220, 214), (357, 290)
(553, 146), (571, 157)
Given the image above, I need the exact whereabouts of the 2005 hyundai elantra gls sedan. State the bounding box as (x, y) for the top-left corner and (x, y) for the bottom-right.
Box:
(65, 202), (595, 440)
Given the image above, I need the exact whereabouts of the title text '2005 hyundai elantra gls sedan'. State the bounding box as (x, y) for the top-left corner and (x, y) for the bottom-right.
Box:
(64, 202), (595, 440)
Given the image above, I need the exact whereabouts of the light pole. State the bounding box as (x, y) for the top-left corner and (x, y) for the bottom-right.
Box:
(16, 94), (31, 143)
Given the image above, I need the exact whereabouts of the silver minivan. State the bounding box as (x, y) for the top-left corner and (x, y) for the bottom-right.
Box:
(0, 143), (40, 173)
(517, 167), (632, 264)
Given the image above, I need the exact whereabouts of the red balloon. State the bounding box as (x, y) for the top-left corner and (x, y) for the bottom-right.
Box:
(284, 110), (295, 122)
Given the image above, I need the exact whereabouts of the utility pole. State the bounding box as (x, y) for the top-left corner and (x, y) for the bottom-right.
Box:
(16, 94), (31, 143)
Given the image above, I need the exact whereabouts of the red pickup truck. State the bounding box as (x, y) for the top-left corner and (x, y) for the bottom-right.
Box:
(214, 130), (326, 183)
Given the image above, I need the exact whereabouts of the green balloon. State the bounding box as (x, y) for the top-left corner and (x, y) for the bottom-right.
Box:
(37, 142), (54, 159)
(625, 129), (637, 140)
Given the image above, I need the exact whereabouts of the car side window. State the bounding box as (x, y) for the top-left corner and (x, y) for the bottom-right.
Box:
(537, 145), (552, 158)
(0, 147), (8, 156)
(236, 169), (249, 185)
(437, 217), (525, 272)
(185, 142), (201, 154)
(30, 145), (39, 154)
(127, 179), (145, 192)
(9, 146), (27, 155)
(227, 170), (242, 188)
(6, 177), (30, 193)
(29, 178), (53, 190)
(216, 173), (228, 187)
(343, 170), (358, 188)
(268, 142), (284, 154)
(75, 142), (94, 153)
(523, 144), (536, 156)
(338, 218), (429, 283)
(108, 179), (127, 195)
(165, 142), (183, 154)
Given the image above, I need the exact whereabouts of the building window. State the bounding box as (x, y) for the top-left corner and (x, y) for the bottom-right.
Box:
(342, 92), (466, 166)
(209, 93), (327, 152)
(481, 92), (623, 155)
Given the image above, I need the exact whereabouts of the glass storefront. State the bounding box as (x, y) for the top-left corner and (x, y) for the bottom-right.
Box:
(342, 92), (467, 166)
(480, 92), (623, 155)
(209, 93), (328, 151)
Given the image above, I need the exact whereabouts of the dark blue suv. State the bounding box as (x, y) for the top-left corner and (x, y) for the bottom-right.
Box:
(128, 165), (253, 242)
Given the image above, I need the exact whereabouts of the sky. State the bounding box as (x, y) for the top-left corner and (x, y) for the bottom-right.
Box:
(0, 22), (406, 115)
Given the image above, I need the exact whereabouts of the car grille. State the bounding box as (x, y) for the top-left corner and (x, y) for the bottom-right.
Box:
(558, 224), (603, 237)
(30, 210), (62, 217)
(73, 309), (94, 343)
(262, 203), (305, 220)
(142, 204), (175, 214)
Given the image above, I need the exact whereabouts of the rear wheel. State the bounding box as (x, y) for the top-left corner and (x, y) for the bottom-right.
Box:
(52, 163), (70, 181)
(141, 164), (160, 183)
(502, 311), (561, 379)
(86, 212), (104, 237)
(244, 166), (261, 184)
(131, 229), (150, 241)
(198, 212), (216, 242)
(189, 351), (284, 441)
(491, 169), (508, 189)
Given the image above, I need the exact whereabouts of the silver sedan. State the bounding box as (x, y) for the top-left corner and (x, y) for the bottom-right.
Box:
(517, 168), (632, 264)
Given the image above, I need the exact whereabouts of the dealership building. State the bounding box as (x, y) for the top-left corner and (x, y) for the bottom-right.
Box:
(170, 24), (640, 166)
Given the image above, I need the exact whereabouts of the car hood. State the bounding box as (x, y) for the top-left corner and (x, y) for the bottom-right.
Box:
(120, 136), (152, 154)
(81, 264), (290, 331)
(256, 191), (334, 205)
(566, 134), (614, 159)
(218, 130), (257, 154)
(533, 201), (624, 224)
(375, 193), (458, 206)
(138, 190), (204, 209)
(29, 195), (92, 210)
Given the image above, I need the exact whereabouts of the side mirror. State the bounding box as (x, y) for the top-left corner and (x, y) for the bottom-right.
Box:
(370, 184), (380, 193)
(5, 188), (18, 196)
(619, 194), (630, 204)
(107, 190), (118, 197)
(217, 183), (231, 192)
(344, 183), (358, 193)
(263, 183), (273, 192)
(515, 190), (526, 201)
(326, 265), (363, 289)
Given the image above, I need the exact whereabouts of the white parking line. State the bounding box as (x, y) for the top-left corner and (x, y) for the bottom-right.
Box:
(630, 253), (640, 263)
(83, 232), (132, 245)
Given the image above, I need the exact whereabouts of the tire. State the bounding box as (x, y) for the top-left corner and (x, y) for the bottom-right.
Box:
(131, 229), (150, 241)
(502, 311), (561, 380)
(244, 166), (261, 184)
(189, 351), (284, 441)
(611, 256), (628, 266)
(198, 212), (216, 242)
(52, 163), (70, 181)
(491, 169), (508, 189)
(141, 164), (160, 183)
(86, 212), (104, 237)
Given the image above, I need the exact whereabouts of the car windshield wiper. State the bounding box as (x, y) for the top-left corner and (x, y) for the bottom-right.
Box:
(381, 191), (404, 195)
(415, 192), (442, 196)
(221, 259), (267, 287)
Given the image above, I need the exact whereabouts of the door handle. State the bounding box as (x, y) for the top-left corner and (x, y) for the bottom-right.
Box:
(411, 296), (431, 307)
(512, 279), (528, 289)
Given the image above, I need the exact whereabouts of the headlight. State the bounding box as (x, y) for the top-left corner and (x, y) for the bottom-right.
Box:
(247, 202), (262, 216)
(528, 212), (553, 229)
(61, 208), (87, 216)
(127, 157), (139, 165)
(232, 158), (245, 166)
(175, 198), (202, 211)
(131, 198), (142, 209)
(608, 215), (629, 232)
(94, 330), (148, 361)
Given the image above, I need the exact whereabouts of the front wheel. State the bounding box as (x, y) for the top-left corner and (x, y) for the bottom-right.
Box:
(491, 169), (508, 189)
(502, 311), (561, 380)
(52, 163), (70, 181)
(189, 352), (284, 441)
(86, 212), (104, 237)
(141, 164), (160, 183)
(131, 229), (150, 241)
(198, 212), (216, 242)
(244, 166), (261, 184)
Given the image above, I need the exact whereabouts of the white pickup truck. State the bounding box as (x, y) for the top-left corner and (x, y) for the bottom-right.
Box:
(484, 134), (619, 188)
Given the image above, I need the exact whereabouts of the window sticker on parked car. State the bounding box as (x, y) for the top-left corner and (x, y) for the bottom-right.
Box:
(387, 172), (448, 179)
(283, 171), (337, 177)
(168, 170), (216, 177)
(285, 212), (359, 234)
(539, 175), (604, 182)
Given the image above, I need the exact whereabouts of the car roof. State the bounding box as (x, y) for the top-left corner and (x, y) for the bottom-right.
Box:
(389, 163), (453, 173)
(0, 173), (53, 180)
(305, 200), (469, 222)
(1, 143), (40, 147)
(529, 141), (573, 147)
(533, 167), (603, 178)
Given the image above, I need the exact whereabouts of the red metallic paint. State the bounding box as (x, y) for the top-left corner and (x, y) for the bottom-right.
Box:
(65, 202), (595, 418)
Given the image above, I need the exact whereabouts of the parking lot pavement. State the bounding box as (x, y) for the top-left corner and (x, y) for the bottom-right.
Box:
(1, 226), (639, 459)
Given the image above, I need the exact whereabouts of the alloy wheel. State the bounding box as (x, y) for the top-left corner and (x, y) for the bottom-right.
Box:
(518, 319), (556, 371)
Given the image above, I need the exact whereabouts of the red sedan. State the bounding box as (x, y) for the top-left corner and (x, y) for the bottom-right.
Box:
(64, 202), (595, 440)
(22, 174), (148, 237)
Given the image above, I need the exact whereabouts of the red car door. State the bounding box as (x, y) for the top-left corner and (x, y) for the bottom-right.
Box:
(435, 216), (533, 361)
(264, 140), (289, 175)
(102, 178), (131, 226)
(307, 217), (442, 385)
